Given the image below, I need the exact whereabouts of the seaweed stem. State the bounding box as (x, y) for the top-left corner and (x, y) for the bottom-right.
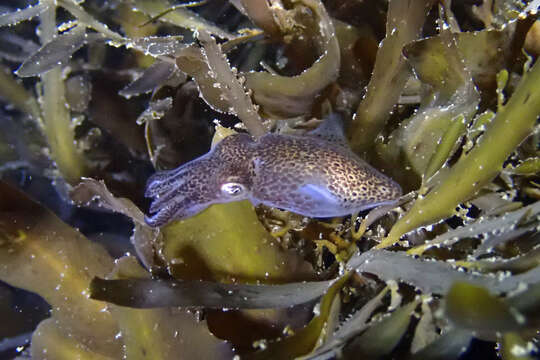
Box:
(38, 0), (86, 183)
(57, 0), (125, 43)
(347, 0), (436, 153)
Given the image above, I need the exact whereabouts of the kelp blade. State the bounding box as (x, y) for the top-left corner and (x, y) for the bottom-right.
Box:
(90, 277), (333, 309)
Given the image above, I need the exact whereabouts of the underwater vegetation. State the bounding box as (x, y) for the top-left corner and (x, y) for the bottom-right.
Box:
(0, 0), (539, 359)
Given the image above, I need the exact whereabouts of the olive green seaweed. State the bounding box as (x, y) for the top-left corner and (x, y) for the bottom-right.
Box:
(381, 30), (481, 180)
(508, 157), (540, 175)
(244, 274), (350, 360)
(500, 332), (535, 360)
(378, 59), (540, 249)
(37, 2), (86, 184)
(161, 200), (314, 282)
(31, 319), (116, 360)
(244, 0), (341, 118)
(303, 286), (390, 359)
(198, 30), (267, 138)
(0, 180), (231, 360)
(0, 65), (40, 119)
(347, 0), (436, 153)
(410, 328), (473, 360)
(445, 282), (522, 337)
(0, 181), (121, 359)
(1, 1), (539, 358)
(410, 301), (438, 354)
(343, 298), (421, 357)
(407, 201), (540, 256)
(105, 257), (232, 360)
(0, 2), (49, 27)
(56, 0), (125, 43)
(423, 115), (467, 181)
(132, 0), (235, 40)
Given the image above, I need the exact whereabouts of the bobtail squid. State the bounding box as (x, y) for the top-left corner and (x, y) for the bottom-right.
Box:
(145, 114), (402, 227)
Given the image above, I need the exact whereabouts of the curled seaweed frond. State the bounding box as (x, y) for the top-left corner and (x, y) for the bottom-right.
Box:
(244, 0), (341, 118)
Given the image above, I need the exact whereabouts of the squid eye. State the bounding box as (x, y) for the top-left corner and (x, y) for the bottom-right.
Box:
(220, 182), (246, 197)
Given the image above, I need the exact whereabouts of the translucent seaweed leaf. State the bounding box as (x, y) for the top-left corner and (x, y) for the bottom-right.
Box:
(469, 247), (540, 274)
(31, 318), (116, 360)
(506, 157), (540, 175)
(239, 0), (280, 38)
(379, 57), (540, 249)
(0, 65), (40, 119)
(351, 192), (416, 242)
(90, 276), (334, 309)
(473, 228), (539, 258)
(40, 65), (86, 183)
(469, 192), (521, 216)
(0, 181), (122, 357)
(508, 281), (540, 324)
(454, 22), (534, 93)
(244, 0), (340, 118)
(410, 300), (438, 354)
(56, 0), (124, 43)
(0, 2), (49, 27)
(160, 200), (315, 283)
(244, 275), (349, 360)
(422, 114), (468, 181)
(71, 178), (159, 270)
(0, 32), (39, 62)
(445, 282), (523, 338)
(347, 250), (540, 295)
(175, 45), (230, 111)
(500, 332), (536, 360)
(65, 74), (91, 112)
(410, 328), (473, 360)
(405, 32), (474, 98)
(348, 0), (437, 152)
(119, 60), (178, 97)
(197, 30), (266, 137)
(16, 24), (87, 77)
(473, 0), (535, 28)
(343, 298), (420, 357)
(304, 287), (389, 360)
(387, 87), (477, 179)
(128, 35), (185, 56)
(26, 6), (89, 183)
(408, 201), (540, 256)
(144, 81), (213, 169)
(383, 31), (480, 178)
(136, 97), (173, 124)
(133, 0), (235, 40)
(104, 256), (233, 360)
(404, 21), (533, 99)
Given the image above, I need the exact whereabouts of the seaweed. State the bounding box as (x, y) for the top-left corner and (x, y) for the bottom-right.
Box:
(0, 0), (539, 359)
(379, 57), (540, 249)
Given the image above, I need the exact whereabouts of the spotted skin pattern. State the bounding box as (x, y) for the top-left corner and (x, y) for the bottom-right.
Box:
(145, 122), (402, 227)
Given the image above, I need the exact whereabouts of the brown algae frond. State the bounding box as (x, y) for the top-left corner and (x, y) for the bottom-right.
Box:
(0, 0), (539, 359)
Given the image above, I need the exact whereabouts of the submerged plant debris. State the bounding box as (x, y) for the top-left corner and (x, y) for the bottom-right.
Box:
(0, 0), (539, 359)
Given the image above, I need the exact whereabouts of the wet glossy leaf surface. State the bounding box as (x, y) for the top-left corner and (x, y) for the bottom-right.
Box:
(1, 0), (539, 358)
